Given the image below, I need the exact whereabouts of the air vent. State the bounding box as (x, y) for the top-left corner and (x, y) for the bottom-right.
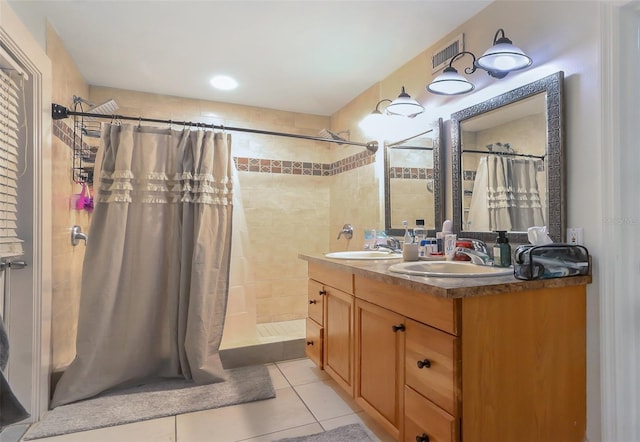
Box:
(432, 34), (464, 74)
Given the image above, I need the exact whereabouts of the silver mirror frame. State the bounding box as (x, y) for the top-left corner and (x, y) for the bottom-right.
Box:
(450, 71), (565, 244)
(385, 118), (444, 236)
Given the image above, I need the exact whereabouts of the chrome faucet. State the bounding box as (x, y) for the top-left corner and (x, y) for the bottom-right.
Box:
(374, 237), (402, 253)
(455, 247), (493, 265)
(458, 238), (490, 255)
(71, 225), (88, 246)
(336, 224), (353, 240)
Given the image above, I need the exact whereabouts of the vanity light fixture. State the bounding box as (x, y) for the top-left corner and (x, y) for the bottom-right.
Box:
(359, 87), (424, 138)
(385, 86), (424, 118)
(427, 29), (533, 95)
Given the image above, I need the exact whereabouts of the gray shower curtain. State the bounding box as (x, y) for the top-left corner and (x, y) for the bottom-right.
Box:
(52, 124), (233, 407)
(467, 156), (544, 232)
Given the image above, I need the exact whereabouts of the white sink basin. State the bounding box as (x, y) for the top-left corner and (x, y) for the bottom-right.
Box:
(388, 261), (513, 277)
(325, 251), (403, 260)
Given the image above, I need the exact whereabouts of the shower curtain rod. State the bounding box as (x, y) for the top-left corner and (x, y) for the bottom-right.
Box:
(462, 148), (545, 160)
(51, 103), (379, 152)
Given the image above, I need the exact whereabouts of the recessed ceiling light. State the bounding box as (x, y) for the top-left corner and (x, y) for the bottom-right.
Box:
(210, 75), (238, 91)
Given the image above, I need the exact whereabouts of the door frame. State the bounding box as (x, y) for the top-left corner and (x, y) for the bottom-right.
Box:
(0, 0), (52, 422)
(599, 1), (640, 440)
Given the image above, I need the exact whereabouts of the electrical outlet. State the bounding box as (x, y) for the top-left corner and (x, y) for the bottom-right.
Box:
(567, 227), (584, 245)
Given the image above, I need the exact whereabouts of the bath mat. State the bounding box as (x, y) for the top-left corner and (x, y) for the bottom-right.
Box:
(275, 423), (374, 442)
(23, 364), (275, 440)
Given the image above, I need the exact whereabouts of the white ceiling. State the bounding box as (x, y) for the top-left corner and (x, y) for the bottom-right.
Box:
(9, 0), (492, 116)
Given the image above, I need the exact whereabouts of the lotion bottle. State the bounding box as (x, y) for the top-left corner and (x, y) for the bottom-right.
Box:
(493, 231), (511, 267)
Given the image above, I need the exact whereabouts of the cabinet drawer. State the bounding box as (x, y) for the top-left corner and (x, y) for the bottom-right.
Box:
(404, 386), (458, 442)
(305, 318), (323, 368)
(308, 280), (325, 325)
(354, 275), (458, 335)
(309, 262), (353, 294)
(405, 319), (460, 416)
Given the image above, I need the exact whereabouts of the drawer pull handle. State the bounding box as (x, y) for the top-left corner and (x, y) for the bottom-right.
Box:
(417, 359), (432, 369)
(319, 289), (326, 296)
(306, 341), (314, 346)
(391, 324), (405, 332)
(416, 433), (430, 442)
(309, 300), (317, 304)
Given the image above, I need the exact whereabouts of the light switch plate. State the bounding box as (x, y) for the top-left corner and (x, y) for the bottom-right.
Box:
(567, 227), (584, 245)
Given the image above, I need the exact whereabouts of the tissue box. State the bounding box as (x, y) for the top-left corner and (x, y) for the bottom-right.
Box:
(513, 244), (590, 280)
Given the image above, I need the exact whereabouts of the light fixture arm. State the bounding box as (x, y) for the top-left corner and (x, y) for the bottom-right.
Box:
(448, 51), (478, 75)
(373, 99), (392, 113)
(493, 28), (508, 44)
(426, 27), (532, 96)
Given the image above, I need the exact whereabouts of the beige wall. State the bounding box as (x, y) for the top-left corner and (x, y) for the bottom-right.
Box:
(329, 84), (385, 250)
(47, 23), (91, 371)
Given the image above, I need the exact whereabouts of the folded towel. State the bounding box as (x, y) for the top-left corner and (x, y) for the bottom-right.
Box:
(1, 315), (30, 429)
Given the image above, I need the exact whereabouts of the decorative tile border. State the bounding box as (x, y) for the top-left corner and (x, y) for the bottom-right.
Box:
(388, 167), (433, 180)
(53, 120), (98, 156)
(234, 148), (376, 176)
(53, 120), (377, 176)
(463, 170), (477, 181)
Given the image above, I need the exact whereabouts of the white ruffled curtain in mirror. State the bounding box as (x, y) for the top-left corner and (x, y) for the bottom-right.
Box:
(467, 156), (544, 232)
(52, 125), (233, 407)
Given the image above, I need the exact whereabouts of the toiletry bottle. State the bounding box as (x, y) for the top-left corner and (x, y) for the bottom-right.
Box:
(402, 220), (413, 244)
(493, 231), (511, 267)
(418, 239), (428, 257)
(413, 219), (427, 244)
(364, 229), (376, 250)
(437, 219), (453, 253)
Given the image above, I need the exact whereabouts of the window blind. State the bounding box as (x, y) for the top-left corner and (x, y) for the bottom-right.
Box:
(0, 68), (23, 258)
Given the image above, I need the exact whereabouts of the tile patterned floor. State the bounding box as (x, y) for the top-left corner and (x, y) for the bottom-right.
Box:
(13, 358), (396, 442)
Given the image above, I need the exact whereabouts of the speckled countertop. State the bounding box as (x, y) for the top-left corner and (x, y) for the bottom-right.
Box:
(298, 253), (592, 299)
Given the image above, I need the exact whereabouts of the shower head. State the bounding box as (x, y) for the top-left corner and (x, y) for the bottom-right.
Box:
(73, 96), (119, 138)
(87, 99), (119, 115)
(73, 96), (119, 115)
(319, 129), (350, 145)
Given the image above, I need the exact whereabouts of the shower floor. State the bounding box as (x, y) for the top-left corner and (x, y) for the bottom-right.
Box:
(220, 319), (306, 368)
(256, 319), (306, 342)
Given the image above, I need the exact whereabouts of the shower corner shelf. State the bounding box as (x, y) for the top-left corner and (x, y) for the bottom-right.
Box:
(70, 96), (104, 185)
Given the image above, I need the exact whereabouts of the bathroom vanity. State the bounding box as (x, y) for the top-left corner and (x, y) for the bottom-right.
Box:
(299, 253), (591, 442)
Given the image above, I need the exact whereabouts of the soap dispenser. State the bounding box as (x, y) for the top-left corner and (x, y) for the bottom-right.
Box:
(493, 231), (511, 267)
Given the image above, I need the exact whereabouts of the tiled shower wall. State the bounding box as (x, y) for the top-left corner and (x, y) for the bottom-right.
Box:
(48, 23), (92, 373)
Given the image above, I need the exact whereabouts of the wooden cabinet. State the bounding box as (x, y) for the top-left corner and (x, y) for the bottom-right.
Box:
(405, 318), (459, 417)
(355, 299), (405, 439)
(306, 262), (354, 394)
(305, 318), (322, 368)
(460, 285), (586, 442)
(304, 259), (588, 442)
(353, 276), (461, 441)
(404, 386), (458, 442)
(323, 286), (354, 393)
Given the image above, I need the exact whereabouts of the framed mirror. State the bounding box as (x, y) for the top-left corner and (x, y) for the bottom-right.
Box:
(385, 118), (444, 237)
(451, 71), (565, 244)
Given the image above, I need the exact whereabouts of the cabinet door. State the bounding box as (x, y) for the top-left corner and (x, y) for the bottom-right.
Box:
(307, 280), (325, 325)
(404, 386), (458, 442)
(405, 318), (460, 416)
(323, 286), (354, 394)
(305, 318), (323, 368)
(355, 299), (404, 439)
